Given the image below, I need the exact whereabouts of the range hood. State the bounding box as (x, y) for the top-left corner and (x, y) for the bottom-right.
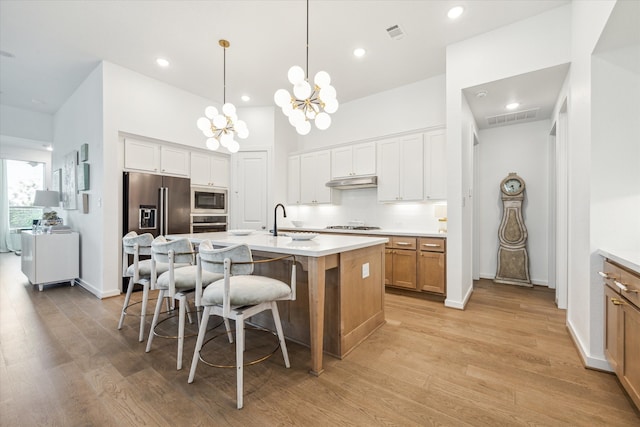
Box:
(326, 176), (378, 190)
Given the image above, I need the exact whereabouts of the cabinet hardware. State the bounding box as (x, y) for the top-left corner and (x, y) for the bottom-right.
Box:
(396, 242), (411, 246)
(423, 243), (440, 247)
(614, 280), (636, 293)
(598, 271), (613, 279)
(610, 298), (625, 306)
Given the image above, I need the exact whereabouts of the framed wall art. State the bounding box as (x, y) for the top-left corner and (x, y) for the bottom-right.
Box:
(80, 143), (89, 162)
(77, 163), (90, 191)
(62, 150), (78, 210)
(52, 168), (62, 200)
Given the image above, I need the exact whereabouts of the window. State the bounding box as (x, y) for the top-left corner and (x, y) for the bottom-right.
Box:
(6, 160), (45, 229)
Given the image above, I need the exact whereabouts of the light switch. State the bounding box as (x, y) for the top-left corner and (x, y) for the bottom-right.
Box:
(362, 262), (370, 279)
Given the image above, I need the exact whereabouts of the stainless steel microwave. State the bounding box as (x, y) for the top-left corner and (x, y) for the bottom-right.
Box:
(191, 187), (227, 214)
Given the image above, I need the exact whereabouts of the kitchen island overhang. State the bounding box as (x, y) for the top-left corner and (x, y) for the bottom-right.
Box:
(167, 231), (388, 376)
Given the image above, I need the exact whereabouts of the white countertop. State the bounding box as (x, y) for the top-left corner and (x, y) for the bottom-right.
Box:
(597, 249), (640, 273)
(280, 226), (446, 238)
(167, 231), (389, 257)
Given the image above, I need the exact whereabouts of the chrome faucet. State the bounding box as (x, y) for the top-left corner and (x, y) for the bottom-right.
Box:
(273, 203), (287, 236)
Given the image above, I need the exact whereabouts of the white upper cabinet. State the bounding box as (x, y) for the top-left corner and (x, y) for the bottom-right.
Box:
(300, 150), (332, 204)
(287, 155), (301, 205)
(331, 142), (376, 179)
(191, 152), (229, 188)
(160, 146), (189, 177)
(124, 138), (189, 177)
(124, 138), (160, 173)
(424, 129), (446, 200)
(377, 134), (424, 202)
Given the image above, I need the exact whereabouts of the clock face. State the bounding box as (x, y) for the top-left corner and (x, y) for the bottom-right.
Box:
(504, 178), (521, 193)
(502, 177), (524, 195)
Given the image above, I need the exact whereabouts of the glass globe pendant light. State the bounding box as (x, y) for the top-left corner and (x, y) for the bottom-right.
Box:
(274, 0), (338, 135)
(196, 39), (248, 153)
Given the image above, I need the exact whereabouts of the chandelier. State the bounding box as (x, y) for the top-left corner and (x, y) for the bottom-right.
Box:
(196, 39), (248, 153)
(274, 0), (338, 135)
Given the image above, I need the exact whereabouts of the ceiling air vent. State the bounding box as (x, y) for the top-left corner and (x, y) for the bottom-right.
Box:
(486, 108), (539, 127)
(386, 24), (406, 40)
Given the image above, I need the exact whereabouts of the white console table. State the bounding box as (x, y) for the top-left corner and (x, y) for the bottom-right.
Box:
(21, 231), (79, 291)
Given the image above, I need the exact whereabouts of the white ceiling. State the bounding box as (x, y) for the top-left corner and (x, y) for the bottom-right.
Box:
(1, 0), (570, 119)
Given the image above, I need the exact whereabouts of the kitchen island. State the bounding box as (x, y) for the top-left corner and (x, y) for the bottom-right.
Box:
(167, 231), (388, 376)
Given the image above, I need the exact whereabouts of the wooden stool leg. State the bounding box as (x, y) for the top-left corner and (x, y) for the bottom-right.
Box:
(138, 282), (150, 342)
(271, 302), (290, 368)
(146, 290), (165, 352)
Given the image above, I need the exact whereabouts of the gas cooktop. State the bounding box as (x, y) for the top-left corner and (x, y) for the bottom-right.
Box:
(326, 225), (381, 230)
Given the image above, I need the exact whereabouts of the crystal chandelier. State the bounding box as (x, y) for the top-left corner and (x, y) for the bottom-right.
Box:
(197, 40), (248, 153)
(274, 0), (338, 135)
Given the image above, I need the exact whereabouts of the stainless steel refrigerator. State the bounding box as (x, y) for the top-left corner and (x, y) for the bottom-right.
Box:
(123, 171), (191, 237)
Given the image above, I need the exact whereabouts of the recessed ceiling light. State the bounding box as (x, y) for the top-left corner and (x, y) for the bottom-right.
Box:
(241, 95), (250, 102)
(353, 48), (366, 57)
(506, 102), (520, 110)
(448, 6), (464, 20)
(156, 58), (170, 67)
(43, 144), (53, 151)
(476, 90), (488, 98)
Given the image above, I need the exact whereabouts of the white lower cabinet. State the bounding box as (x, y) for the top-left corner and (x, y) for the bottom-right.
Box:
(21, 231), (79, 291)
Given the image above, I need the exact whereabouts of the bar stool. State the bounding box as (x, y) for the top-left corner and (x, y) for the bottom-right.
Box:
(118, 231), (155, 342)
(145, 236), (223, 370)
(188, 241), (297, 409)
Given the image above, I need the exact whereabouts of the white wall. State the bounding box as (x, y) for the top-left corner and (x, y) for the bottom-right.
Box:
(0, 105), (53, 143)
(563, 0), (617, 371)
(477, 120), (550, 285)
(591, 49), (640, 253)
(446, 4), (571, 310)
(53, 63), (104, 296)
(298, 75), (446, 152)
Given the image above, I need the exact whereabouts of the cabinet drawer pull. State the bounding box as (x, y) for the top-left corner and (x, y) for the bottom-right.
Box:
(615, 280), (638, 293)
(610, 298), (625, 306)
(598, 271), (613, 279)
(423, 243), (440, 247)
(396, 242), (411, 246)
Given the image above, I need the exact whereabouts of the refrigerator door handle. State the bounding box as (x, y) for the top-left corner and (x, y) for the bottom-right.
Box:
(159, 187), (165, 235)
(164, 187), (169, 235)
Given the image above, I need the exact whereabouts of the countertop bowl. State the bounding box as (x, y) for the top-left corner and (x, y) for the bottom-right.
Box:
(292, 220), (305, 227)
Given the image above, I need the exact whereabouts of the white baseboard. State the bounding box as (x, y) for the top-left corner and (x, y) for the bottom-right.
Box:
(566, 318), (612, 372)
(478, 273), (548, 287)
(75, 278), (120, 299)
(444, 284), (473, 310)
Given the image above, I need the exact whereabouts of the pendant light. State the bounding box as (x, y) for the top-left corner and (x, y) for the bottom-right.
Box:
(196, 39), (248, 153)
(274, 0), (338, 135)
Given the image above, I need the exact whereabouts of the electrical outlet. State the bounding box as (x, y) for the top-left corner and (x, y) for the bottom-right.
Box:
(362, 263), (370, 279)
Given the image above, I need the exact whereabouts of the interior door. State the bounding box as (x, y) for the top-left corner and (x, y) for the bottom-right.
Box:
(234, 151), (268, 230)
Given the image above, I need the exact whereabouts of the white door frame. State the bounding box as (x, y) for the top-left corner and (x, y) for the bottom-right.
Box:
(555, 100), (569, 309)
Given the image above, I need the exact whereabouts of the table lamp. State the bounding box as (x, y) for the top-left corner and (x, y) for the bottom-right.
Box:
(33, 190), (61, 228)
(434, 204), (447, 234)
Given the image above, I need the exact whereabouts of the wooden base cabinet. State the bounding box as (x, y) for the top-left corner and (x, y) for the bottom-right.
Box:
(384, 236), (446, 296)
(384, 237), (416, 289)
(602, 258), (640, 410)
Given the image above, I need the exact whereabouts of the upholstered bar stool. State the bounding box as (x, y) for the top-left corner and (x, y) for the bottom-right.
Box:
(119, 231), (156, 342)
(145, 236), (223, 370)
(188, 241), (297, 409)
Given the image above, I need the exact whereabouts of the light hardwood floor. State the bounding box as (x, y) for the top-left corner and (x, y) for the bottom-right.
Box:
(1, 252), (638, 426)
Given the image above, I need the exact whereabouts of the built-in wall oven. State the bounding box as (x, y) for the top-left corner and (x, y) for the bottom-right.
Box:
(191, 187), (227, 214)
(190, 214), (228, 233)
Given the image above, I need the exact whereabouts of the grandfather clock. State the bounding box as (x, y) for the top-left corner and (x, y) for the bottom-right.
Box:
(494, 173), (531, 286)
